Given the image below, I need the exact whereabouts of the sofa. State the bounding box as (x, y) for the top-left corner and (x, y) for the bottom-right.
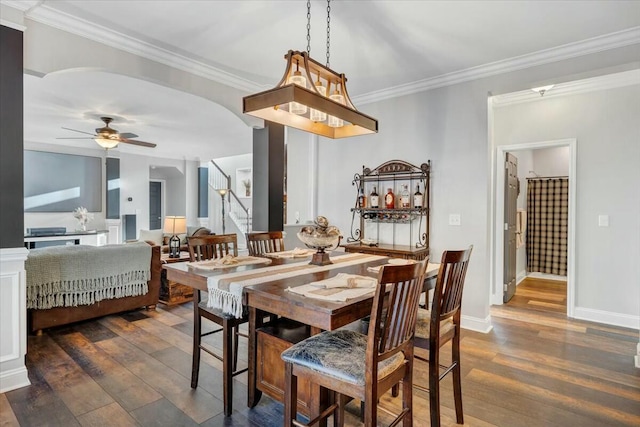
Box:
(26, 242), (161, 334)
(139, 226), (212, 253)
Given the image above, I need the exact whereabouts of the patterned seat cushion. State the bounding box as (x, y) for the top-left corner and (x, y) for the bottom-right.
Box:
(415, 308), (455, 340)
(281, 329), (405, 386)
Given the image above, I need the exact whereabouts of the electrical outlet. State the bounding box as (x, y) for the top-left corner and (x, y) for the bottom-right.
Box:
(449, 214), (461, 226)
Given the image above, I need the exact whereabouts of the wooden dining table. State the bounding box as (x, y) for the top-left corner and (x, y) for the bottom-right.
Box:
(164, 252), (439, 420)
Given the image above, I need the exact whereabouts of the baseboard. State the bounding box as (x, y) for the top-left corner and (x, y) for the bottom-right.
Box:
(573, 307), (640, 330)
(516, 270), (527, 285)
(461, 314), (493, 333)
(0, 366), (30, 393)
(526, 272), (567, 281)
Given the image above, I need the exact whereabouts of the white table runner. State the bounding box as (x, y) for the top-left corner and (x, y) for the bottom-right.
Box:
(206, 253), (385, 318)
(286, 273), (378, 302)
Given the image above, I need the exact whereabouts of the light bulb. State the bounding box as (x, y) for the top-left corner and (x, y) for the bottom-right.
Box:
(328, 90), (345, 128)
(310, 80), (327, 122)
(288, 70), (307, 115)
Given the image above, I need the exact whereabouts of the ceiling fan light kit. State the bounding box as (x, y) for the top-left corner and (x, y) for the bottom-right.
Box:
(242, 0), (378, 139)
(58, 116), (157, 149)
(94, 136), (120, 149)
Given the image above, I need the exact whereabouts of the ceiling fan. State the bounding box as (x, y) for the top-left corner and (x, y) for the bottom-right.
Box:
(57, 117), (157, 149)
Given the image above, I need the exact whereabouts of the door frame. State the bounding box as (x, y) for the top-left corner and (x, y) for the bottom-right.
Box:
(491, 139), (577, 317)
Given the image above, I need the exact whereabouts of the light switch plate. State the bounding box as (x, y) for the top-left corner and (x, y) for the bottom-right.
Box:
(598, 215), (609, 227)
(449, 214), (461, 226)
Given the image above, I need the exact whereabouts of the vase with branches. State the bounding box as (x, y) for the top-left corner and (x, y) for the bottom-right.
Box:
(73, 206), (93, 231)
(242, 178), (251, 197)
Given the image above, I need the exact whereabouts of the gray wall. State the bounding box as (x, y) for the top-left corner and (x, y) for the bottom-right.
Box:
(311, 45), (640, 329)
(0, 26), (23, 248)
(150, 166), (186, 217)
(286, 128), (314, 225)
(494, 84), (640, 320)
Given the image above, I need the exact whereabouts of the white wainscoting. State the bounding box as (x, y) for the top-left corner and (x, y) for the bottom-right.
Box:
(106, 219), (121, 244)
(0, 247), (30, 393)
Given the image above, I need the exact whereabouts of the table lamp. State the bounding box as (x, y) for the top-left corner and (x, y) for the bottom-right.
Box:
(164, 216), (187, 258)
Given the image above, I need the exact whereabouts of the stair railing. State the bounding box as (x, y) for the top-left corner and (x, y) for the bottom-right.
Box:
(228, 191), (251, 234)
(210, 160), (231, 192)
(209, 160), (252, 236)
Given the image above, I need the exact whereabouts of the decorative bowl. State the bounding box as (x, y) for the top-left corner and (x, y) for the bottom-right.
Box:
(296, 233), (340, 250)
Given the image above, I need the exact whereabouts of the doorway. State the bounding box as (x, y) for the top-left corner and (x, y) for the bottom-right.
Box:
(492, 139), (576, 317)
(149, 181), (162, 230)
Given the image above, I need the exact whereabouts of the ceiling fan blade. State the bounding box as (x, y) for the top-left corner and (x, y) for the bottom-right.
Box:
(120, 138), (156, 148)
(56, 137), (95, 140)
(119, 132), (139, 139)
(61, 127), (96, 136)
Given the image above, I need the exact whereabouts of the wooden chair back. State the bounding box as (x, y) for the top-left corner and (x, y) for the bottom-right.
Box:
(188, 234), (238, 262)
(246, 231), (285, 256)
(430, 246), (473, 339)
(367, 260), (428, 372)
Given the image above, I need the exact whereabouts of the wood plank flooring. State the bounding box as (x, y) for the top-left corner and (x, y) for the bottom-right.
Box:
(2, 277), (638, 426)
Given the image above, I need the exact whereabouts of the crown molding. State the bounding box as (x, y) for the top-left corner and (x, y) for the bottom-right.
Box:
(0, 19), (25, 31)
(14, 2), (640, 105)
(0, 1), (30, 30)
(23, 4), (266, 93)
(491, 69), (640, 107)
(353, 26), (640, 106)
(0, 0), (39, 12)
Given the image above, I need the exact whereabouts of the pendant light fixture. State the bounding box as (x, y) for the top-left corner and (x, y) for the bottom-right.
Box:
(243, 0), (378, 139)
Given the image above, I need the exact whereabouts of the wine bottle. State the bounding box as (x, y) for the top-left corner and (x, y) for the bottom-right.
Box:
(358, 187), (367, 208)
(370, 186), (379, 208)
(414, 184), (423, 209)
(384, 188), (395, 209)
(400, 184), (410, 208)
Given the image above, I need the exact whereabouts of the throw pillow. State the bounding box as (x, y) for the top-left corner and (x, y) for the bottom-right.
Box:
(139, 229), (164, 246)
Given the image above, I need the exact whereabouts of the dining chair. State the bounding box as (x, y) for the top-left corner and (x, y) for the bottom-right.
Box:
(282, 260), (428, 427)
(246, 231), (285, 256)
(187, 233), (246, 416)
(413, 246), (473, 427)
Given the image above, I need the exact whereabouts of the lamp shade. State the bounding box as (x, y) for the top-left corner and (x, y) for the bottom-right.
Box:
(95, 137), (120, 149)
(163, 216), (187, 234)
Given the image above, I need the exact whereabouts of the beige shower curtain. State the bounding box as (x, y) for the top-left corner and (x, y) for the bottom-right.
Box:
(526, 178), (568, 276)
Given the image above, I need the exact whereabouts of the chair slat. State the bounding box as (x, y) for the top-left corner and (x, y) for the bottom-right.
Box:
(246, 231), (285, 256)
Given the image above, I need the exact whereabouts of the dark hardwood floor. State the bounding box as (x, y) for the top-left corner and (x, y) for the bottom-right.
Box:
(2, 277), (638, 426)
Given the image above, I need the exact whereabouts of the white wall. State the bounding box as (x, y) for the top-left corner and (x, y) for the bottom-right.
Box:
(494, 84), (640, 326)
(286, 128), (313, 225)
(211, 154), (252, 235)
(532, 146), (570, 177)
(24, 142), (200, 237)
(118, 153), (196, 236)
(0, 248), (30, 393)
(150, 166), (186, 217)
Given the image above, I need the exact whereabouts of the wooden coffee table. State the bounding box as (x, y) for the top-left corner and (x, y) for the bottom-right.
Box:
(160, 251), (193, 306)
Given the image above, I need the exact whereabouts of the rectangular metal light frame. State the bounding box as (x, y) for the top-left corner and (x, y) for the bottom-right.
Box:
(243, 51), (379, 139)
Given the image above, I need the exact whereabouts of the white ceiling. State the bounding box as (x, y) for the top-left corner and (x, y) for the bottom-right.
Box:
(12, 0), (640, 159)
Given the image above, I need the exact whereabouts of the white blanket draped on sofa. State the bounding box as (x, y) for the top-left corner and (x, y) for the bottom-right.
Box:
(26, 242), (151, 309)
